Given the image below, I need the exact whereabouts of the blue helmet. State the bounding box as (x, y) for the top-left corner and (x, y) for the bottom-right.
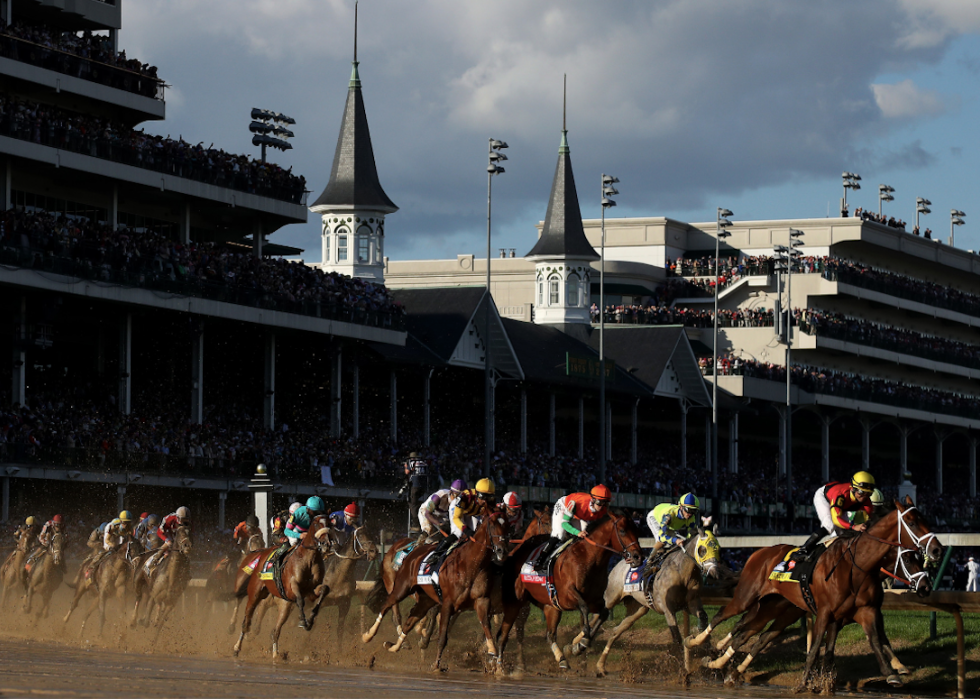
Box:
(679, 493), (700, 511)
(306, 496), (325, 513)
(450, 479), (467, 492)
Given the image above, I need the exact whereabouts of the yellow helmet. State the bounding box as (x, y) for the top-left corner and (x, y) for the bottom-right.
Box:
(851, 471), (875, 493)
(26, 516), (36, 526)
(475, 478), (495, 496)
(118, 510), (133, 522)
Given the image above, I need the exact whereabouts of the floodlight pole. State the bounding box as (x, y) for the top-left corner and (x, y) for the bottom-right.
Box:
(485, 140), (494, 478)
(599, 193), (606, 482)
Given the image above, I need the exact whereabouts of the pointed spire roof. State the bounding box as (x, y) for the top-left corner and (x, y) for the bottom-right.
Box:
(311, 3), (397, 214)
(526, 77), (598, 260)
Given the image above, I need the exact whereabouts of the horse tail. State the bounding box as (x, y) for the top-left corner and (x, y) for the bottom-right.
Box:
(364, 577), (387, 614)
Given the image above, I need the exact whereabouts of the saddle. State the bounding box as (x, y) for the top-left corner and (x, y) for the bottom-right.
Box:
(768, 542), (830, 613)
(519, 539), (575, 609)
(260, 544), (294, 599)
(417, 538), (465, 601)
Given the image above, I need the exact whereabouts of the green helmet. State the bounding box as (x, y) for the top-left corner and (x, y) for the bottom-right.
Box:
(305, 496), (325, 513)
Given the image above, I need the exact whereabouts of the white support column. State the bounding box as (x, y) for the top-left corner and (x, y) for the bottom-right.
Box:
(352, 363), (360, 439)
(117, 485), (126, 512)
(390, 370), (398, 444)
(11, 296), (26, 406)
(330, 347), (342, 438)
(110, 183), (119, 230)
(679, 399), (688, 470)
(549, 393), (556, 457)
(423, 369), (432, 447)
(218, 492), (227, 530)
(520, 389), (527, 454)
(190, 324), (204, 424)
(118, 313), (132, 415)
(728, 412), (739, 474)
(263, 333), (275, 430)
(578, 396), (585, 460)
(970, 437), (977, 499)
(631, 399), (638, 466)
(820, 415), (831, 483)
(606, 402), (612, 461)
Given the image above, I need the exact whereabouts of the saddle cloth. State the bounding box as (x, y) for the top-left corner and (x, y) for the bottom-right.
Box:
(768, 544), (824, 584)
(519, 542), (553, 585)
(392, 541), (416, 572)
(623, 566), (646, 593)
(242, 551), (265, 576)
(142, 550), (170, 577)
(416, 551), (440, 588)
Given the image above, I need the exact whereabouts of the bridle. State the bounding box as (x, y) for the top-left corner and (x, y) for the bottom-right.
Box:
(604, 515), (642, 566)
(485, 518), (509, 562)
(859, 506), (935, 592)
(330, 527), (373, 560)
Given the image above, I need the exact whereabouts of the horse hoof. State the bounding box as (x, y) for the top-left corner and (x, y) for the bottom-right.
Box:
(886, 674), (902, 687)
(419, 638), (429, 650)
(558, 660), (570, 670)
(595, 668), (606, 678)
(896, 666), (910, 676)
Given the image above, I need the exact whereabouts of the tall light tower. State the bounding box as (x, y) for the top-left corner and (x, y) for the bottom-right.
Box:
(484, 138), (508, 476)
(916, 197), (932, 231)
(599, 174), (619, 481)
(950, 209), (965, 247)
(841, 172), (861, 217)
(249, 108), (295, 162)
(878, 184), (894, 217)
(712, 207), (732, 513)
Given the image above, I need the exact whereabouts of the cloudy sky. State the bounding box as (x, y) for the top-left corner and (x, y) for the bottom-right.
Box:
(123, 0), (980, 262)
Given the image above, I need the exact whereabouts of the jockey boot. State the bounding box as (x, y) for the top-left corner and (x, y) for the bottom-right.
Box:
(799, 532), (822, 557)
(433, 533), (457, 561)
(415, 531), (429, 547)
(540, 537), (561, 565)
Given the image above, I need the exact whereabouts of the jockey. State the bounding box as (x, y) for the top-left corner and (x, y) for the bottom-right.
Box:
(134, 514), (160, 549)
(157, 506), (191, 549)
(417, 479), (466, 543)
(284, 496), (325, 548)
(233, 515), (263, 552)
(647, 493), (700, 547)
(14, 516), (39, 551)
(271, 502), (301, 543)
(541, 484), (613, 561)
(37, 514), (64, 548)
(499, 491), (524, 532)
(799, 471), (875, 555)
(327, 503), (360, 546)
(432, 478), (494, 558)
(102, 511), (135, 562)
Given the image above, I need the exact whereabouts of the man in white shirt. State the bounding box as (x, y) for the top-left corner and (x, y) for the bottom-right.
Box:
(967, 556), (979, 592)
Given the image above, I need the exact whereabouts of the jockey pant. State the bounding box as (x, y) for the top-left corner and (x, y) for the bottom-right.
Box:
(417, 504), (447, 535)
(812, 487), (835, 534)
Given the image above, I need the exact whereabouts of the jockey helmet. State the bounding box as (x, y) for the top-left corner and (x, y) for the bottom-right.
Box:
(502, 492), (522, 509)
(289, 502), (302, 514)
(306, 496), (325, 513)
(344, 502), (360, 518)
(851, 471), (875, 493)
(475, 478), (495, 498)
(176, 506), (191, 522)
(147, 514), (159, 525)
(450, 479), (467, 493)
(590, 484), (612, 502)
(52, 514), (63, 524)
(26, 516), (36, 526)
(139, 512), (149, 521)
(118, 510), (133, 522)
(246, 515), (259, 527)
(679, 493), (700, 511)
(870, 489), (886, 507)
(409, 452), (419, 458)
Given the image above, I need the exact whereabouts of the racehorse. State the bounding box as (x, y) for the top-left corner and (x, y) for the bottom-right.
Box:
(0, 533), (33, 607)
(702, 504), (934, 687)
(495, 512), (644, 671)
(23, 530), (66, 619)
(362, 511), (510, 672)
(206, 530), (264, 613)
(591, 526), (731, 676)
(688, 497), (941, 689)
(232, 515), (333, 659)
(315, 527), (378, 646)
(130, 525), (192, 634)
(63, 539), (143, 636)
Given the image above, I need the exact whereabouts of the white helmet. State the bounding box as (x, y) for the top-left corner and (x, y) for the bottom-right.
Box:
(289, 502), (302, 515)
(502, 492), (522, 509)
(176, 506), (190, 522)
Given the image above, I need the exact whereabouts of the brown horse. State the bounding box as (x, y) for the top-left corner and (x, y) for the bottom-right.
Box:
(362, 511), (510, 671)
(316, 526), (378, 646)
(130, 525), (192, 634)
(23, 530), (66, 618)
(689, 498), (941, 689)
(232, 515), (332, 659)
(0, 532), (33, 607)
(63, 539), (141, 636)
(495, 512), (644, 671)
(206, 530), (264, 613)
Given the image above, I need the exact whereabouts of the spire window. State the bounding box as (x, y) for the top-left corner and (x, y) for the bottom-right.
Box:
(566, 273), (580, 306)
(357, 225), (371, 263)
(337, 227), (349, 261)
(549, 276), (560, 306)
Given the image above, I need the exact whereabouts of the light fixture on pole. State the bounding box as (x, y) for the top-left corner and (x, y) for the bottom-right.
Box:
(249, 108), (296, 162)
(774, 229), (804, 515)
(950, 210), (965, 247)
(599, 174), (619, 482)
(841, 172), (861, 217)
(916, 197), (931, 231)
(878, 184), (894, 218)
(484, 137), (508, 477)
(712, 207), (733, 516)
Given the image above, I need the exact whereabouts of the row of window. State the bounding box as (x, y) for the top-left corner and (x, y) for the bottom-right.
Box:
(537, 274), (588, 307)
(323, 227), (382, 264)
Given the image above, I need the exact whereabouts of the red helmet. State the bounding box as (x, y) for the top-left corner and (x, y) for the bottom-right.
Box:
(52, 514), (63, 523)
(590, 484), (612, 502)
(139, 512), (149, 520)
(502, 492), (522, 509)
(344, 503), (360, 518)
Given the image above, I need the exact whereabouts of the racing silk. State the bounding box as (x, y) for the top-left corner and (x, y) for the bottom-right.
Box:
(133, 519), (156, 544)
(556, 493), (607, 537)
(15, 525), (38, 550)
(156, 513), (183, 543)
(328, 511), (356, 534)
(103, 519), (131, 551)
(271, 510), (289, 534)
(450, 490), (485, 535)
(284, 506), (315, 541)
(424, 489), (453, 521)
(823, 482), (873, 530)
(647, 503), (696, 545)
(498, 505), (524, 532)
(38, 521), (61, 547)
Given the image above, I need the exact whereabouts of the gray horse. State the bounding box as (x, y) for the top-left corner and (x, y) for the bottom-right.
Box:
(588, 527), (731, 676)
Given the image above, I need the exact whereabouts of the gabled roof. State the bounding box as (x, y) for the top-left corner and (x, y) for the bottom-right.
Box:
(525, 130), (598, 260)
(310, 63), (397, 214)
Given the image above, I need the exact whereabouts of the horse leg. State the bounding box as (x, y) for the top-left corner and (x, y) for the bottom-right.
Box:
(363, 588), (404, 643)
(474, 596), (497, 668)
(875, 608), (909, 675)
(431, 602), (455, 672)
(854, 605), (901, 686)
(290, 580), (309, 631)
(799, 611), (831, 692)
(22, 578), (34, 614)
(386, 596), (436, 653)
(227, 595), (244, 635)
(271, 599), (294, 660)
(130, 578), (144, 628)
(733, 603), (802, 675)
(63, 582), (87, 624)
(596, 596), (647, 677)
(688, 584), (760, 649)
(543, 606), (569, 670)
(819, 619), (840, 690)
(335, 597), (351, 646)
(418, 606), (438, 649)
(233, 587), (267, 656)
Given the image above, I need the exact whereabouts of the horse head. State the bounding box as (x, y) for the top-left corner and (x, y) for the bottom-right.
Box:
(174, 525), (193, 554)
(485, 514), (509, 565)
(50, 530), (64, 567)
(311, 515), (335, 554)
(888, 496), (941, 596)
(350, 526), (379, 561)
(609, 512), (643, 568)
(689, 527), (723, 579)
